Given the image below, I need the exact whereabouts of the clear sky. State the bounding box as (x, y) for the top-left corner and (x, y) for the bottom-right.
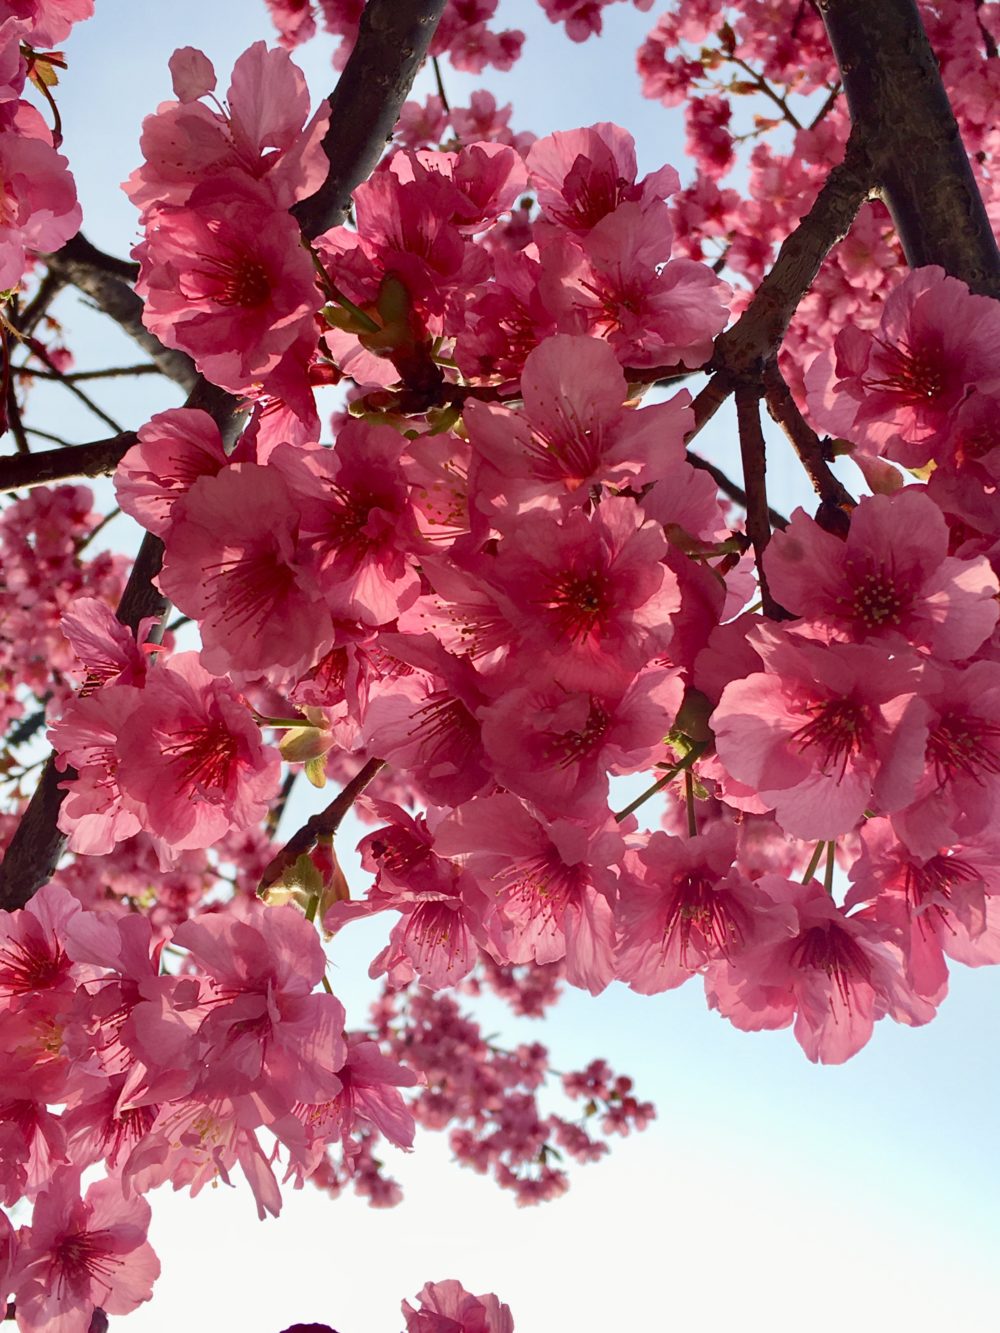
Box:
(25, 2), (1000, 1330)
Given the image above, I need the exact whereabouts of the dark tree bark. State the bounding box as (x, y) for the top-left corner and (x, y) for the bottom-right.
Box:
(818, 0), (1000, 295)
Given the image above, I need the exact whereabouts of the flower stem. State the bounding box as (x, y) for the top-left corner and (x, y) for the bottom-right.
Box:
(801, 840), (826, 883)
(824, 840), (836, 896)
(685, 767), (698, 837)
(614, 742), (707, 823)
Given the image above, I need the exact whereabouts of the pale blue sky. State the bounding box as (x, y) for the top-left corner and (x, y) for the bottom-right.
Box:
(22, 2), (1000, 1329)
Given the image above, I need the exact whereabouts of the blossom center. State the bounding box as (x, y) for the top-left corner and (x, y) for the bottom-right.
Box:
(791, 696), (869, 780)
(865, 335), (945, 403)
(847, 569), (906, 629)
(663, 872), (745, 965)
(543, 569), (610, 641)
(545, 696), (610, 767)
(161, 721), (239, 796)
(204, 547), (296, 636)
(790, 924), (872, 1006)
(0, 936), (67, 995)
(926, 712), (1000, 784)
(199, 251), (272, 308)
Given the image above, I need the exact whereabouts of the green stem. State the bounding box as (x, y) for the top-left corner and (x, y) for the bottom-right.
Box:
(614, 743), (707, 823)
(824, 840), (836, 896)
(685, 768), (698, 838)
(801, 841), (826, 883)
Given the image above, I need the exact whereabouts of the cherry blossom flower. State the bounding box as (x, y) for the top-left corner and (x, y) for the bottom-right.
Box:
(125, 41), (330, 215)
(156, 463), (331, 682)
(116, 653), (281, 852)
(765, 489), (999, 659)
(463, 333), (692, 511)
(113, 408), (231, 538)
(0, 120), (82, 291)
(134, 174), (320, 393)
(527, 122), (678, 234)
(12, 1168), (159, 1333)
(402, 1279), (514, 1333)
(820, 266), (1000, 466)
(616, 826), (796, 993)
(712, 630), (929, 839)
(436, 793), (623, 993)
(171, 903), (347, 1108)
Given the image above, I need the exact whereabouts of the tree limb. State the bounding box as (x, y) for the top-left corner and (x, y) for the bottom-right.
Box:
(0, 432), (137, 492)
(734, 383), (790, 620)
(819, 0), (1000, 297)
(258, 759), (386, 895)
(292, 0), (450, 236)
(762, 359), (855, 511)
(43, 235), (200, 393)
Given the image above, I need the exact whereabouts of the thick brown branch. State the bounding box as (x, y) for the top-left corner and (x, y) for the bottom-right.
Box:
(42, 235), (199, 393)
(762, 359), (855, 511)
(686, 127), (872, 450)
(712, 127), (874, 381)
(0, 433), (136, 492)
(258, 759), (386, 895)
(734, 384), (790, 620)
(292, 0), (449, 236)
(819, 0), (1000, 296)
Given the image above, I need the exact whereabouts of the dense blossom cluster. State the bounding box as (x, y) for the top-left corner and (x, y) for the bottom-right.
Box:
(1, 0), (1000, 1329)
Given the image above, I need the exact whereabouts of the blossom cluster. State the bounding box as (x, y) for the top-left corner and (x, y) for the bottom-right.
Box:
(0, 881), (422, 1329)
(4, 8), (1000, 1331)
(0, 1), (88, 295)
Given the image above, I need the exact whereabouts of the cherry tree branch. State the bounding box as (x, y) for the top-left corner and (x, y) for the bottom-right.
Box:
(42, 234), (199, 392)
(819, 0), (1000, 296)
(762, 359), (855, 511)
(734, 383), (790, 621)
(291, 0), (450, 236)
(0, 432), (137, 491)
(258, 759), (386, 895)
(685, 448), (788, 531)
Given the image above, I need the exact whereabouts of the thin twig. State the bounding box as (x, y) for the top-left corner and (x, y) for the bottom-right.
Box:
(432, 54), (451, 115)
(729, 55), (803, 130)
(13, 362), (161, 383)
(734, 383), (790, 620)
(258, 758), (386, 894)
(685, 448), (788, 530)
(24, 341), (124, 435)
(762, 359), (855, 511)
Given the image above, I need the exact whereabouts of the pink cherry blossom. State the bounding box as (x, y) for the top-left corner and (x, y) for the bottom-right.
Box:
(402, 1279), (514, 1333)
(822, 266), (1000, 467)
(540, 200), (730, 369)
(706, 876), (935, 1063)
(527, 122), (678, 233)
(114, 408), (231, 538)
(156, 463), (331, 682)
(463, 333), (692, 509)
(713, 630), (929, 839)
(765, 489), (999, 659)
(115, 653), (281, 851)
(171, 903), (347, 1106)
(616, 826), (796, 993)
(436, 793), (623, 994)
(0, 122), (82, 291)
(134, 174), (320, 392)
(125, 41), (330, 215)
(12, 1168), (159, 1332)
